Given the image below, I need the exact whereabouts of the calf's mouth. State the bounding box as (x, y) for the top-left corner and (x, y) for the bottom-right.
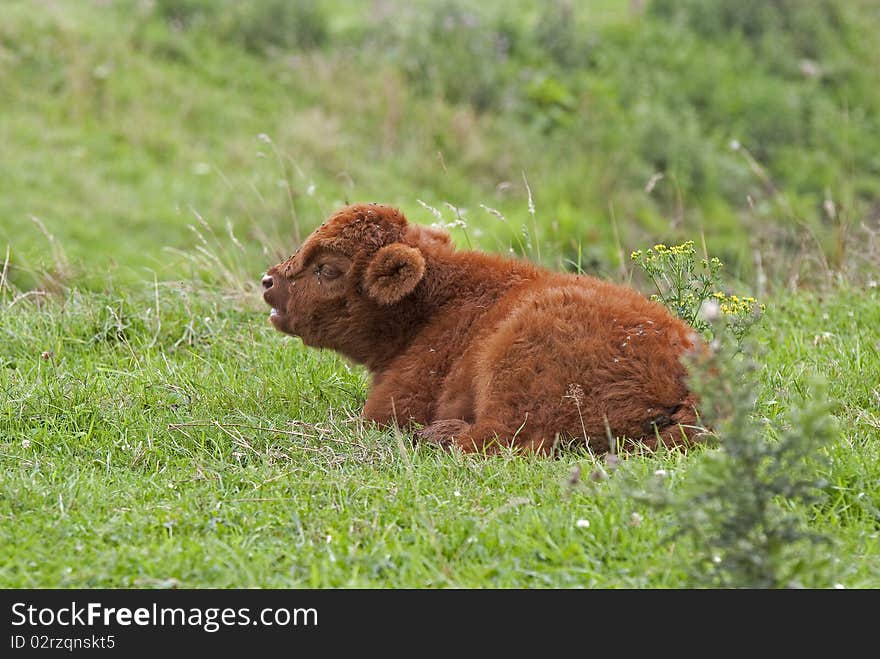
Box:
(261, 272), (286, 324)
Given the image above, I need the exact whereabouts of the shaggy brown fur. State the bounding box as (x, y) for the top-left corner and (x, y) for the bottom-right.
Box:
(262, 203), (704, 455)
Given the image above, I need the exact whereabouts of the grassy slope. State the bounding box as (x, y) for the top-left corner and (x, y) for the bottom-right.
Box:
(1, 1), (567, 288)
(1, 285), (877, 587)
(1, 2), (879, 587)
(5, 1), (878, 291)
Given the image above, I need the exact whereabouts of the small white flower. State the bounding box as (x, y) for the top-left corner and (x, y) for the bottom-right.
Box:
(729, 139), (741, 151)
(453, 490), (461, 497)
(630, 512), (643, 527)
(92, 63), (113, 79)
(834, 583), (845, 589)
(257, 133), (272, 144)
(193, 162), (211, 176)
(799, 59), (821, 78)
(576, 519), (590, 529)
(22, 439), (31, 449)
(654, 469), (668, 478)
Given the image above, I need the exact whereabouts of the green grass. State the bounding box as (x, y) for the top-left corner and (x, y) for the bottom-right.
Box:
(1, 284), (877, 587)
(4, 1), (880, 290)
(1, 1), (879, 587)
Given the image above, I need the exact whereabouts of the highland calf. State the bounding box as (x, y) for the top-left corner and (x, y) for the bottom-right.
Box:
(262, 203), (703, 455)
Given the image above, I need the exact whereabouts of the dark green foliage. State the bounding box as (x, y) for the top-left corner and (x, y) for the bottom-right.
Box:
(154, 0), (221, 29)
(532, 0), (582, 69)
(225, 0), (328, 54)
(155, 0), (328, 53)
(650, 0), (850, 67)
(389, 2), (516, 112)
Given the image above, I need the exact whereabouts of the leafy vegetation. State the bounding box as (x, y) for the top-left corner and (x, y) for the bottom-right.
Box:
(628, 248), (835, 587)
(630, 240), (764, 343)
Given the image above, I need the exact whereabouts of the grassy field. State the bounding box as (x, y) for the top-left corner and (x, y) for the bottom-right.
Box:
(1, 284), (878, 587)
(1, 0), (879, 588)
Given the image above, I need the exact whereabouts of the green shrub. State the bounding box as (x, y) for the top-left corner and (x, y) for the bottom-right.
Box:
(389, 2), (516, 112)
(626, 236), (837, 587)
(649, 0), (848, 66)
(634, 340), (839, 588)
(153, 0), (328, 53)
(224, 0), (328, 54)
(154, 0), (221, 29)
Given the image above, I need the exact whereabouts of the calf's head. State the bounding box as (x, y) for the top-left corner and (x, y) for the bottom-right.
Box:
(261, 203), (451, 357)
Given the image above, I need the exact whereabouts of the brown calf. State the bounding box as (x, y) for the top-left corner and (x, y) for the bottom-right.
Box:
(262, 203), (703, 454)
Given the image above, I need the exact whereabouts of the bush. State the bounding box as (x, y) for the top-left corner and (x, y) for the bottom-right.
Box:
(637, 344), (839, 588)
(650, 0), (848, 67)
(388, 1), (517, 113)
(624, 278), (838, 587)
(153, 0), (328, 53)
(224, 0), (328, 54)
(154, 0), (221, 29)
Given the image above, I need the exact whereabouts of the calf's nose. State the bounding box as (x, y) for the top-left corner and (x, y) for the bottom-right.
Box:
(261, 274), (274, 291)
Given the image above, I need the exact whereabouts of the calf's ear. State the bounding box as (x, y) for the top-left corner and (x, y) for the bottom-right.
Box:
(363, 244), (426, 305)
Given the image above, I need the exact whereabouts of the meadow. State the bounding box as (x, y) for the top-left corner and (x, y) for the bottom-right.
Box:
(1, 0), (878, 587)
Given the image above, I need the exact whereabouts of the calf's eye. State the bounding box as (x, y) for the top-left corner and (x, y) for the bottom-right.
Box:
(315, 264), (341, 281)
